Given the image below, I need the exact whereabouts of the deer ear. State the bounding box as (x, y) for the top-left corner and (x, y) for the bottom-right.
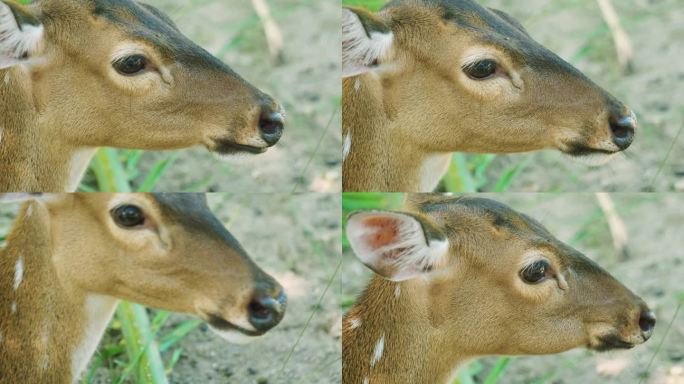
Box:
(342, 6), (393, 78)
(489, 8), (530, 37)
(346, 211), (449, 282)
(0, 1), (44, 69)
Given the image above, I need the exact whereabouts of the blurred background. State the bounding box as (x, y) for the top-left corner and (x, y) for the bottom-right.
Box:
(342, 192), (684, 384)
(0, 194), (342, 383)
(343, 0), (684, 192)
(70, 0), (341, 194)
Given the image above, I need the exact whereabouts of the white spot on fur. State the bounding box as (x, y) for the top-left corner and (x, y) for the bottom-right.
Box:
(394, 284), (401, 299)
(354, 78), (361, 91)
(363, 378), (369, 384)
(370, 334), (385, 368)
(342, 8), (393, 78)
(26, 204), (33, 217)
(13, 255), (23, 290)
(10, 301), (16, 314)
(0, 3), (43, 69)
(343, 133), (351, 162)
(349, 317), (362, 330)
(3, 71), (8, 84)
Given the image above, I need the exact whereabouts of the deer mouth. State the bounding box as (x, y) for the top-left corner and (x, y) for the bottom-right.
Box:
(211, 140), (268, 155)
(205, 313), (265, 337)
(589, 333), (637, 351)
(562, 142), (620, 157)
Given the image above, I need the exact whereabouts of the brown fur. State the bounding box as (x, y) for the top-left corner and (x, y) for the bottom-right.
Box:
(0, 193), (283, 383)
(342, 0), (634, 192)
(343, 195), (651, 383)
(0, 0), (281, 192)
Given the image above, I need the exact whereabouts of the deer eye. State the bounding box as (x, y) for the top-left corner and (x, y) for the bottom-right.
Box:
(113, 55), (148, 75)
(520, 260), (551, 284)
(463, 59), (497, 80)
(112, 205), (145, 228)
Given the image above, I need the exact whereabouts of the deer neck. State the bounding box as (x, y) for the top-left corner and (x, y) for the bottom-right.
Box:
(0, 67), (96, 192)
(343, 277), (466, 384)
(342, 75), (450, 192)
(0, 202), (119, 383)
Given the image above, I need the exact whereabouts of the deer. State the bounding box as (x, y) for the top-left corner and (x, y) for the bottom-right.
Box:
(0, 0), (285, 192)
(342, 0), (638, 192)
(343, 194), (655, 383)
(0, 193), (287, 383)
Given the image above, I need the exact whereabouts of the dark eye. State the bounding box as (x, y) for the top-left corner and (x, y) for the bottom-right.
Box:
(113, 55), (148, 75)
(112, 205), (145, 228)
(464, 59), (497, 79)
(520, 260), (551, 284)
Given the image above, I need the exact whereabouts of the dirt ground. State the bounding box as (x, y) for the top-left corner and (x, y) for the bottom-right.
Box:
(0, 194), (342, 383)
(475, 0), (684, 192)
(126, 0), (341, 193)
(341, 193), (684, 384)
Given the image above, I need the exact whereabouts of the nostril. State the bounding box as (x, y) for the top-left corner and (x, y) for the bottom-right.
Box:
(609, 113), (636, 150)
(248, 298), (272, 320)
(639, 310), (656, 338)
(258, 110), (284, 146)
(247, 294), (284, 332)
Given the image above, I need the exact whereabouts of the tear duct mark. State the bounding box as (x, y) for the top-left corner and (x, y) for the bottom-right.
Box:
(0, 3), (43, 69)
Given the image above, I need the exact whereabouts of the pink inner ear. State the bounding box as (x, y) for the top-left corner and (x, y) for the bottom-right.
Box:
(362, 216), (399, 249)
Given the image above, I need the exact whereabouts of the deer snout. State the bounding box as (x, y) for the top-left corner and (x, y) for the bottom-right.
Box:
(258, 100), (285, 146)
(247, 283), (287, 332)
(609, 107), (637, 150)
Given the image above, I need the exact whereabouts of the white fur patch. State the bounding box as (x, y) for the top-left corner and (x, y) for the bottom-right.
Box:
(0, 3), (43, 69)
(349, 317), (362, 330)
(13, 255), (23, 290)
(363, 378), (369, 384)
(10, 301), (16, 314)
(370, 334), (385, 368)
(209, 326), (259, 344)
(565, 152), (618, 167)
(72, 295), (119, 381)
(394, 284), (401, 299)
(343, 132), (351, 162)
(342, 8), (393, 78)
(347, 211), (449, 281)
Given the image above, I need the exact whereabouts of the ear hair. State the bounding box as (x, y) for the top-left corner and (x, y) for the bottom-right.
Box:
(346, 211), (449, 282)
(0, 1), (43, 69)
(342, 7), (393, 78)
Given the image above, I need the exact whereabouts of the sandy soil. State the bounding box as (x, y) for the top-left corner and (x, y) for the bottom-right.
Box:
(341, 193), (684, 384)
(473, 0), (684, 192)
(0, 194), (342, 383)
(118, 0), (341, 193)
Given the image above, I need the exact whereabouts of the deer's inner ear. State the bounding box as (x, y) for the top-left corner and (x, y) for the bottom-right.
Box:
(0, 1), (44, 69)
(346, 211), (449, 282)
(342, 7), (393, 78)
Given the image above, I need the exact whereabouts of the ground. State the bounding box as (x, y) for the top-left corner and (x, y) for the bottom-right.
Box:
(341, 193), (684, 384)
(473, 0), (684, 192)
(115, 0), (341, 194)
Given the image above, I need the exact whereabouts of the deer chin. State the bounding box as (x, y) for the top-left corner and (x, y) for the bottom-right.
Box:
(588, 332), (638, 351)
(205, 313), (264, 344)
(209, 140), (268, 155)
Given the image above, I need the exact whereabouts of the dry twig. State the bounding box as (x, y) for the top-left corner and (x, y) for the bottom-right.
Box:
(595, 193), (629, 260)
(251, 0), (285, 64)
(596, 0), (634, 74)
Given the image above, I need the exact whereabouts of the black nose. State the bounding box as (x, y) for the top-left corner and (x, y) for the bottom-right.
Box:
(609, 110), (636, 150)
(258, 104), (284, 146)
(247, 289), (287, 333)
(638, 310), (656, 340)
